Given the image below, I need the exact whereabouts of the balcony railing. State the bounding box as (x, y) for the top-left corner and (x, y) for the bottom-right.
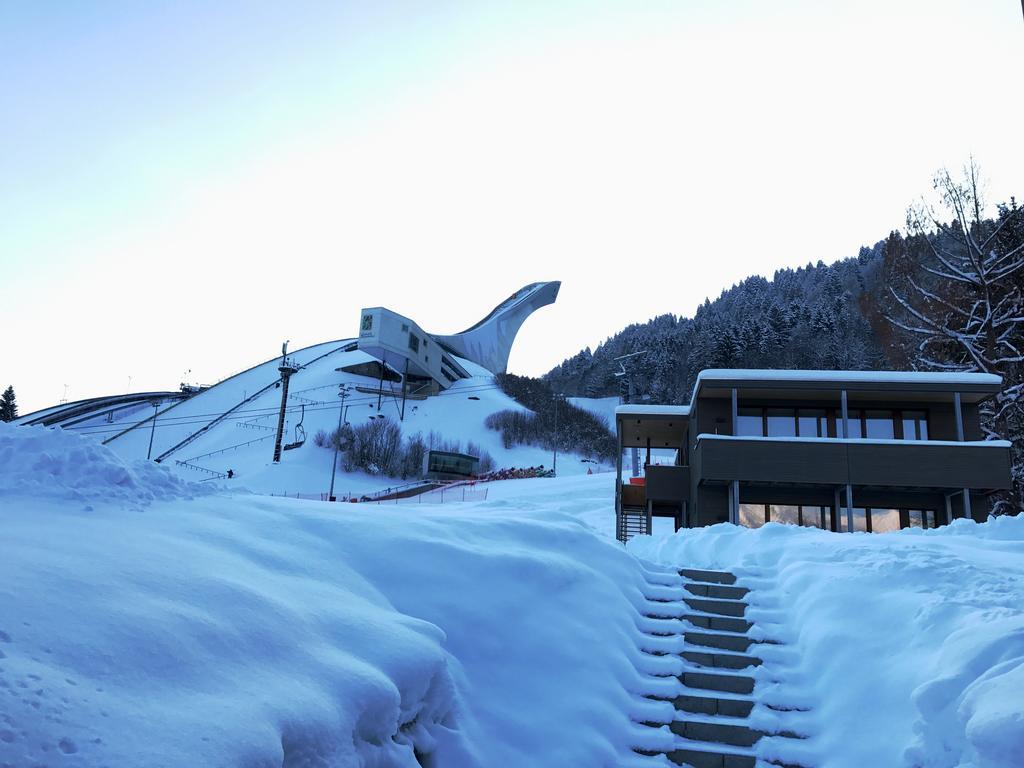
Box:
(693, 434), (1012, 491)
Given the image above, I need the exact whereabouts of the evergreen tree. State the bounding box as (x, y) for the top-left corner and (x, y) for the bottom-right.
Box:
(0, 386), (17, 422)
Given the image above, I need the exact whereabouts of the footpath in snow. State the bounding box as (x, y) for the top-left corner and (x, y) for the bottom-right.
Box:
(630, 517), (1024, 768)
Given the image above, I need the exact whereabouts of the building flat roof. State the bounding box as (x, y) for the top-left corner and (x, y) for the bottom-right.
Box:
(614, 404), (690, 417)
(695, 369), (1002, 387)
(613, 369), (1003, 442)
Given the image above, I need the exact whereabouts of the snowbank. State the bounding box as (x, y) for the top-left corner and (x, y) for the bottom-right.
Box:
(0, 426), (673, 767)
(630, 517), (1024, 768)
(0, 422), (203, 505)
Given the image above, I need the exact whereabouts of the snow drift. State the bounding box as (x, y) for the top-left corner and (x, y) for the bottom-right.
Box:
(0, 423), (673, 767)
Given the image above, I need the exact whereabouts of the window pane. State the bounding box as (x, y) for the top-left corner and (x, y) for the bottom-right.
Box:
(865, 410), (895, 439)
(871, 508), (900, 533)
(736, 409), (764, 437)
(770, 505), (800, 525)
(838, 507), (868, 532)
(901, 417), (916, 440)
(901, 411), (928, 441)
(797, 409), (827, 438)
(845, 410), (863, 438)
(925, 510), (935, 529)
(908, 510), (924, 528)
(766, 408), (797, 437)
(739, 503), (766, 529)
(800, 506), (825, 528)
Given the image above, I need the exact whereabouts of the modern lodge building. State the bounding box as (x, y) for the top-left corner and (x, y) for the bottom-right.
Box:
(614, 370), (1012, 542)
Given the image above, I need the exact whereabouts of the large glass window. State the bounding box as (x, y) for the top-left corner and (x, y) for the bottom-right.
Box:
(865, 410), (896, 439)
(902, 411), (929, 441)
(870, 508), (901, 533)
(736, 408), (764, 437)
(770, 505), (800, 525)
(797, 409), (828, 438)
(766, 408), (797, 437)
(800, 506), (826, 529)
(837, 507), (869, 532)
(739, 503), (766, 528)
(907, 509), (937, 529)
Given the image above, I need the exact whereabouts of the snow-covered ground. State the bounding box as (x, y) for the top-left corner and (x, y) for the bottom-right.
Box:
(0, 423), (673, 767)
(631, 519), (1024, 768)
(2, 421), (1022, 767)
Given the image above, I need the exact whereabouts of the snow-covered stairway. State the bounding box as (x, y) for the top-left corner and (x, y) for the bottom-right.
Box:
(637, 568), (810, 768)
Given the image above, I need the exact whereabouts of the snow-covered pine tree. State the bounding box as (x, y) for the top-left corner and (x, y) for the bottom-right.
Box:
(0, 386), (16, 422)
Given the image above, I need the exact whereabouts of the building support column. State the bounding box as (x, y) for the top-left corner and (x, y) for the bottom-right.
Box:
(615, 428), (623, 542)
(729, 480), (740, 525)
(944, 492), (953, 525)
(954, 392), (965, 442)
(646, 499), (653, 536)
(731, 388), (738, 435)
(845, 483), (854, 533)
(833, 486), (841, 531)
(953, 391), (972, 522)
(841, 389), (849, 438)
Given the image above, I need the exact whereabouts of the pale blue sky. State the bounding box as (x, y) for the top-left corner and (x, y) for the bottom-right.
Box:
(3, 1), (1022, 412)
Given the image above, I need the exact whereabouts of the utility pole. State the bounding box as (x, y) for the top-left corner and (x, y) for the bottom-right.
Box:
(272, 341), (299, 463)
(146, 400), (160, 460)
(328, 384), (352, 501)
(552, 393), (563, 475)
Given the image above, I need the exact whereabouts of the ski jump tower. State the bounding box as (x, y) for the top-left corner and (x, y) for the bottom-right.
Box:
(357, 281), (561, 391)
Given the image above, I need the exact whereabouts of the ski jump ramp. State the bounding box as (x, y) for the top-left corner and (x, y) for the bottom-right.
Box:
(433, 281), (561, 375)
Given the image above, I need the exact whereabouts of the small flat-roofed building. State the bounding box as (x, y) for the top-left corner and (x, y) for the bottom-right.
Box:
(614, 369), (1012, 542)
(357, 308), (471, 394)
(424, 450), (481, 480)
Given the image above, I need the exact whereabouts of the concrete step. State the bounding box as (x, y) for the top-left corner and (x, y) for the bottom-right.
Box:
(680, 568), (737, 585)
(682, 649), (762, 670)
(671, 718), (763, 748)
(684, 630), (756, 653)
(684, 597), (748, 618)
(684, 583), (750, 600)
(684, 614), (753, 634)
(666, 744), (755, 768)
(674, 693), (755, 718)
(681, 670), (756, 695)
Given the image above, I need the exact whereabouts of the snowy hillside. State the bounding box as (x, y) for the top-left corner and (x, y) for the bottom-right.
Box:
(3, 423), (1022, 767)
(57, 339), (605, 498)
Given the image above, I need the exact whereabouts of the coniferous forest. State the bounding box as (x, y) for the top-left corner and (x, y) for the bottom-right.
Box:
(545, 164), (1024, 510)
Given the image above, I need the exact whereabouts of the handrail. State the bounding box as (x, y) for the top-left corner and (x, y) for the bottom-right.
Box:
(182, 433), (275, 463)
(174, 460), (227, 479)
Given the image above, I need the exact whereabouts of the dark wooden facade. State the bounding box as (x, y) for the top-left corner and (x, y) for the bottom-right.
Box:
(614, 371), (1011, 539)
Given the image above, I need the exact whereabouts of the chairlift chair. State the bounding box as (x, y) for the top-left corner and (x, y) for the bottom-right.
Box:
(282, 404), (306, 451)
